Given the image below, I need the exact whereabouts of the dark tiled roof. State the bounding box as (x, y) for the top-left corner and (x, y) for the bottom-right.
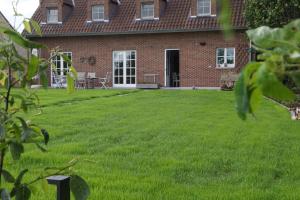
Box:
(28, 0), (246, 37)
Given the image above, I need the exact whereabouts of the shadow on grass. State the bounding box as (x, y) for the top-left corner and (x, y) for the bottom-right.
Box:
(40, 90), (141, 108)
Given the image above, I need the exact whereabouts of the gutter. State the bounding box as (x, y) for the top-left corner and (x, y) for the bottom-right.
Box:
(25, 27), (248, 38)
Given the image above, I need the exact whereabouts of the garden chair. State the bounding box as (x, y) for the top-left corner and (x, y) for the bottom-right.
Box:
(52, 71), (64, 88)
(86, 72), (97, 89)
(99, 72), (112, 89)
(76, 72), (86, 89)
(172, 73), (180, 87)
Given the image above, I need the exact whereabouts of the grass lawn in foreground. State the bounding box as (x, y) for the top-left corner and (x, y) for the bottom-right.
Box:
(7, 89), (300, 200)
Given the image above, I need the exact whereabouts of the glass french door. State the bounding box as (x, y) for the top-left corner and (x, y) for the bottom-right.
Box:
(51, 52), (72, 87)
(113, 51), (136, 88)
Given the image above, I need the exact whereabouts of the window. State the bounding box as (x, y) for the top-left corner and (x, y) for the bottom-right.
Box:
(197, 0), (211, 16)
(216, 48), (235, 68)
(113, 51), (136, 87)
(51, 52), (72, 87)
(92, 5), (104, 21)
(141, 2), (154, 19)
(47, 8), (58, 23)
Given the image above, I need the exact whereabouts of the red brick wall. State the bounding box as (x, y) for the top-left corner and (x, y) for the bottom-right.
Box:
(34, 31), (249, 88)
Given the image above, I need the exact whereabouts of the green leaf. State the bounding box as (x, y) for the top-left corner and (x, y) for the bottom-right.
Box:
(40, 72), (48, 88)
(2, 170), (15, 183)
(23, 20), (31, 33)
(235, 72), (248, 120)
(2, 28), (44, 49)
(41, 178), (48, 193)
(257, 63), (296, 101)
(30, 20), (42, 36)
(218, 0), (233, 39)
(35, 143), (47, 152)
(67, 74), (75, 94)
(21, 128), (34, 143)
(27, 55), (39, 80)
(16, 117), (28, 130)
(41, 129), (49, 145)
(0, 125), (5, 140)
(15, 170), (28, 186)
(9, 142), (24, 160)
(291, 71), (300, 88)
(15, 185), (31, 200)
(0, 189), (10, 200)
(235, 62), (264, 119)
(70, 175), (90, 200)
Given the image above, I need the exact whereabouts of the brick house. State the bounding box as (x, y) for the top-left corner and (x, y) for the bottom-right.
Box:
(1, 12), (27, 57)
(26, 0), (249, 88)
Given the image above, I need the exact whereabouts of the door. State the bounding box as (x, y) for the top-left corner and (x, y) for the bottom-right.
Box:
(51, 52), (72, 87)
(165, 50), (180, 87)
(113, 51), (136, 88)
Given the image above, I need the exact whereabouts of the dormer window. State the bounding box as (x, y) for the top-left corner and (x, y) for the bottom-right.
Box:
(92, 5), (105, 21)
(197, 0), (211, 16)
(47, 8), (58, 23)
(141, 2), (154, 19)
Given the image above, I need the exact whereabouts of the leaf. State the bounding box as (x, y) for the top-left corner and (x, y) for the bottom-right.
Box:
(15, 169), (28, 186)
(291, 71), (300, 88)
(235, 72), (248, 120)
(70, 175), (90, 200)
(27, 55), (39, 80)
(21, 128), (34, 143)
(35, 143), (47, 152)
(0, 189), (10, 200)
(30, 20), (42, 36)
(218, 0), (233, 39)
(0, 125), (5, 140)
(2, 170), (15, 183)
(41, 178), (48, 193)
(15, 185), (31, 200)
(16, 117), (28, 130)
(23, 20), (31, 33)
(234, 62), (264, 119)
(41, 129), (49, 145)
(40, 72), (48, 88)
(2, 28), (44, 49)
(67, 74), (75, 94)
(257, 63), (296, 101)
(9, 142), (24, 160)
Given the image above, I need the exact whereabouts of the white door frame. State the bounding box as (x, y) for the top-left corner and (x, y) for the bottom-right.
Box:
(164, 49), (180, 87)
(112, 50), (137, 88)
(51, 52), (72, 88)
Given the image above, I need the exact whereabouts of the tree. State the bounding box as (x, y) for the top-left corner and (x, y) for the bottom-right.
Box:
(245, 0), (300, 28)
(0, 11), (89, 200)
(235, 19), (300, 119)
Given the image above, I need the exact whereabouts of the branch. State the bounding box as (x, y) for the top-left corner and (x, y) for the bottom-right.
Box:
(26, 161), (78, 186)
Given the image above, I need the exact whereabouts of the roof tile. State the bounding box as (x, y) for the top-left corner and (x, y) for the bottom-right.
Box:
(28, 0), (246, 37)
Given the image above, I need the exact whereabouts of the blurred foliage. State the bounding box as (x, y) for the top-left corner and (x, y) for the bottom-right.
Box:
(235, 20), (300, 119)
(245, 0), (300, 28)
(0, 12), (89, 200)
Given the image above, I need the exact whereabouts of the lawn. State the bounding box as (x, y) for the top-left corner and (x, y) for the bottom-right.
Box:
(7, 89), (300, 200)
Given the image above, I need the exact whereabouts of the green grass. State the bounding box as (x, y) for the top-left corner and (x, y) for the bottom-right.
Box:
(7, 89), (300, 199)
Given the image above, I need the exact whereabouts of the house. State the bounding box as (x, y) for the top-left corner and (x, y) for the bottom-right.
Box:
(0, 11), (15, 40)
(1, 12), (27, 56)
(26, 0), (249, 88)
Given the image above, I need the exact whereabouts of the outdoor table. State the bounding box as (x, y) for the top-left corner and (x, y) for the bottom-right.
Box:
(86, 78), (98, 89)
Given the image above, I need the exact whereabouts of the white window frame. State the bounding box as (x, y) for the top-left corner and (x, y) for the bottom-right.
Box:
(51, 52), (72, 87)
(197, 0), (211, 16)
(141, 2), (155, 20)
(216, 48), (235, 69)
(112, 50), (137, 88)
(47, 8), (59, 23)
(92, 5), (105, 21)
